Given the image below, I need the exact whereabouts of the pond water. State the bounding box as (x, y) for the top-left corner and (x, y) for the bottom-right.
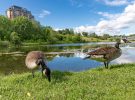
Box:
(0, 42), (135, 75)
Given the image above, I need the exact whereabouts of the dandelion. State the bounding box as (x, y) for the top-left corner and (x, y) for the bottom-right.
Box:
(27, 92), (31, 97)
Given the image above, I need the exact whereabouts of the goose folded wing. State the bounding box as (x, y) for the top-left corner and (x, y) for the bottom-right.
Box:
(87, 47), (117, 55)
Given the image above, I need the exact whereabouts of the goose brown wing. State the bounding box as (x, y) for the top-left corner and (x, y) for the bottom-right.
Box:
(87, 47), (117, 55)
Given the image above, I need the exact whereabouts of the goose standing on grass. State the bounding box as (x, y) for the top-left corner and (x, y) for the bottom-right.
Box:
(25, 51), (51, 82)
(85, 42), (122, 69)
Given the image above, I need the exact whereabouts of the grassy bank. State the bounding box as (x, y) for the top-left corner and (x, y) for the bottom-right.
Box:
(1, 64), (135, 100)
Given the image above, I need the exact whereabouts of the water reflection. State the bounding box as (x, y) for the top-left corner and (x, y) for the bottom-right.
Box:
(112, 47), (135, 64)
(47, 57), (102, 72)
(0, 55), (29, 75)
(0, 42), (135, 75)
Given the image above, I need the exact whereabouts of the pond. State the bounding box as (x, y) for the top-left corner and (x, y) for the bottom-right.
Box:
(0, 42), (135, 75)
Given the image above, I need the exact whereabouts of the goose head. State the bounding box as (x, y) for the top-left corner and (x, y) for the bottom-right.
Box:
(43, 67), (51, 82)
(36, 59), (51, 82)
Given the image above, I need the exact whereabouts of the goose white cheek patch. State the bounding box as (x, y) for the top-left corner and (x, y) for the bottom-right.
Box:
(43, 69), (46, 75)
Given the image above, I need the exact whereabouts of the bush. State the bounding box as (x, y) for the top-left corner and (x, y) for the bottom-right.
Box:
(10, 32), (21, 47)
(0, 41), (9, 47)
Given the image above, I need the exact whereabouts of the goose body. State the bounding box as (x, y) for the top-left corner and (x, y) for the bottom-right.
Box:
(25, 51), (51, 82)
(86, 42), (122, 68)
(25, 51), (45, 69)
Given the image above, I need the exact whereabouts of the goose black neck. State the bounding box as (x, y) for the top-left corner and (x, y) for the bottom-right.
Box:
(41, 61), (47, 69)
(115, 42), (120, 49)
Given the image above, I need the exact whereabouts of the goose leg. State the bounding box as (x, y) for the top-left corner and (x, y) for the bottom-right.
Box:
(32, 70), (34, 78)
(104, 62), (107, 68)
(107, 62), (110, 69)
(41, 68), (44, 77)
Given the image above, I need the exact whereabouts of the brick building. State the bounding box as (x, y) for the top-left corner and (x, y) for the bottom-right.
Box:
(6, 5), (34, 20)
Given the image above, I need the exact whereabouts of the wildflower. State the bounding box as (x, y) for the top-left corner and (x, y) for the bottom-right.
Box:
(27, 92), (31, 97)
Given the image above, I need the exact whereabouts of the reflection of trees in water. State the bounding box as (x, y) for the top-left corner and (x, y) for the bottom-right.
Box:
(1, 42), (135, 75)
(0, 42), (134, 54)
(0, 45), (82, 54)
(0, 55), (29, 75)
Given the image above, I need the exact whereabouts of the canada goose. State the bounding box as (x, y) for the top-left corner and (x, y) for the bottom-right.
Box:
(85, 42), (122, 69)
(25, 51), (51, 82)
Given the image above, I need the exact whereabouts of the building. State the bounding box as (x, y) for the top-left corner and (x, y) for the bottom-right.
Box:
(6, 5), (34, 20)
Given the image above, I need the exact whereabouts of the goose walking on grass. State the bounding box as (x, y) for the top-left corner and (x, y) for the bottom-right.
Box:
(25, 51), (51, 82)
(85, 42), (122, 69)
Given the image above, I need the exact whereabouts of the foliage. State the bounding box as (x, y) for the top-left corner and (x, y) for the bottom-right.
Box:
(0, 41), (9, 48)
(89, 32), (98, 38)
(102, 34), (110, 40)
(11, 16), (33, 41)
(0, 15), (11, 40)
(1, 64), (135, 99)
(10, 32), (21, 46)
(0, 15), (123, 44)
(0, 16), (84, 44)
(82, 32), (88, 37)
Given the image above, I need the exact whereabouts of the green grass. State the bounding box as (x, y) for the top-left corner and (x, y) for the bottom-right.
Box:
(1, 64), (135, 100)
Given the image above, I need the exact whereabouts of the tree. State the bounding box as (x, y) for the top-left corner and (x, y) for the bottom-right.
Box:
(72, 34), (82, 43)
(31, 20), (42, 41)
(42, 26), (58, 43)
(0, 15), (11, 40)
(82, 32), (88, 37)
(59, 28), (74, 35)
(10, 32), (21, 46)
(102, 34), (110, 40)
(11, 16), (33, 41)
(89, 33), (98, 38)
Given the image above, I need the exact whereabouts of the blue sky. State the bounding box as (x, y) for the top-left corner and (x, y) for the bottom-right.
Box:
(0, 0), (135, 35)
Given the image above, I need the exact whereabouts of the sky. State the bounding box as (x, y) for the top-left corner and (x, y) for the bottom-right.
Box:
(0, 0), (135, 35)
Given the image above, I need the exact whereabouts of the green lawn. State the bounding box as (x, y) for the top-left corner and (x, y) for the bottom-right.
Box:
(1, 64), (135, 100)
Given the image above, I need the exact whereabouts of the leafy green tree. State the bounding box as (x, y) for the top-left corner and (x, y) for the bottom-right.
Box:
(0, 15), (11, 40)
(59, 29), (74, 35)
(0, 15), (87, 44)
(31, 20), (42, 41)
(11, 16), (33, 41)
(10, 32), (21, 46)
(72, 34), (82, 43)
(82, 32), (88, 37)
(55, 33), (64, 41)
(102, 34), (110, 40)
(42, 26), (58, 43)
(42, 26), (53, 41)
(89, 33), (98, 38)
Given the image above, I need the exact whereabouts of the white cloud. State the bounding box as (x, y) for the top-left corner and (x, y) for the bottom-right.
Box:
(38, 10), (51, 18)
(97, 12), (120, 19)
(74, 2), (135, 35)
(100, 0), (130, 6)
(54, 28), (63, 31)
